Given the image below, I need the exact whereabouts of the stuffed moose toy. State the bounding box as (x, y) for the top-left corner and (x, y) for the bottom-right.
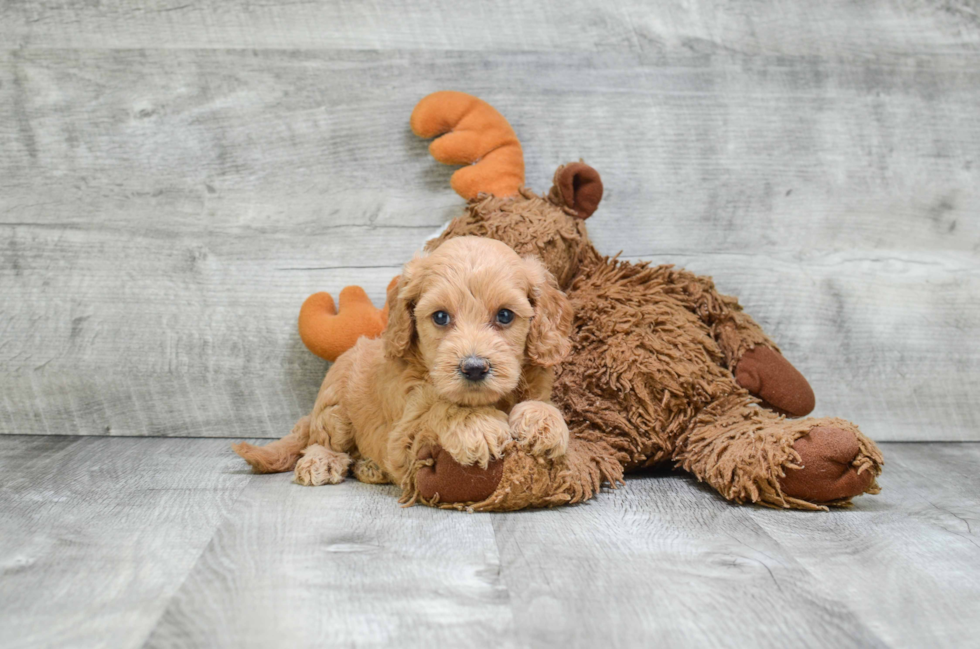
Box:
(243, 91), (883, 511)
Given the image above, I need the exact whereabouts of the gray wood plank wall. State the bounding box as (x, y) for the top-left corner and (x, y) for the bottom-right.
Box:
(1, 2), (978, 441)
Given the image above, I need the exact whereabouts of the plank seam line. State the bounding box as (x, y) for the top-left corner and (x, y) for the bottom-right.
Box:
(133, 463), (258, 649)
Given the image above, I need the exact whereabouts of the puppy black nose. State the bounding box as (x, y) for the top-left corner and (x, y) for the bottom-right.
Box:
(459, 356), (490, 382)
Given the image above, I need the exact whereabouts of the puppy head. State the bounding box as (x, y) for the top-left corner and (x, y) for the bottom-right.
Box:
(384, 236), (573, 406)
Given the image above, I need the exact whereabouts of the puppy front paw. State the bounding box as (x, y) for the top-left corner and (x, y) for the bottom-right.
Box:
(509, 401), (569, 459)
(439, 409), (511, 469)
(294, 444), (351, 486)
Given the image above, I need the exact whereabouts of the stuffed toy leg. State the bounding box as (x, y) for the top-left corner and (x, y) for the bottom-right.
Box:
(405, 438), (623, 512)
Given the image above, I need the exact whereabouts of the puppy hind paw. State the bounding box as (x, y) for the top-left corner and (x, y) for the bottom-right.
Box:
(293, 444), (352, 486)
(509, 401), (569, 459)
(352, 457), (390, 484)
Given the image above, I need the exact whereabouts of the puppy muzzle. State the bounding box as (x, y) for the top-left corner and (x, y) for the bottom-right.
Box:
(458, 355), (490, 382)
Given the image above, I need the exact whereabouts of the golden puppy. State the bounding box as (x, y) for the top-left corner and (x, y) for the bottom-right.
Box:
(233, 236), (573, 492)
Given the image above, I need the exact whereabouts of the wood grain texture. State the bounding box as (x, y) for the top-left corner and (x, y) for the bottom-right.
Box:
(0, 436), (254, 649)
(748, 443), (980, 647)
(3, 0), (979, 53)
(490, 472), (887, 648)
(1, 4), (979, 441)
(144, 472), (511, 648)
(3, 437), (978, 648)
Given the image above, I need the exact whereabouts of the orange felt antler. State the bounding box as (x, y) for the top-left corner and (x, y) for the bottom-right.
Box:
(298, 277), (398, 362)
(411, 91), (524, 199)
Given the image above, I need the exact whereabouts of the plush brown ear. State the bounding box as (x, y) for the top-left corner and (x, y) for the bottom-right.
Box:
(382, 257), (427, 360)
(523, 256), (574, 367)
(552, 162), (603, 219)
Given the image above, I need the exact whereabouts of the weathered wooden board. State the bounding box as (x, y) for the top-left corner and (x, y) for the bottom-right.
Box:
(4, 437), (977, 648)
(2, 47), (977, 440)
(3, 0), (979, 53)
(489, 472), (887, 648)
(151, 469), (890, 648)
(144, 470), (511, 648)
(748, 443), (980, 647)
(0, 436), (254, 649)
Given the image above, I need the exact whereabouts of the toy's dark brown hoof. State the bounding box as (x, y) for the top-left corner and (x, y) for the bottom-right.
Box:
(735, 346), (816, 417)
(780, 426), (875, 503)
(415, 446), (503, 504)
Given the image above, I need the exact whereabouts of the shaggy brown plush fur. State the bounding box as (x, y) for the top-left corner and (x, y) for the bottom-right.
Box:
(233, 237), (575, 491)
(412, 167), (882, 511)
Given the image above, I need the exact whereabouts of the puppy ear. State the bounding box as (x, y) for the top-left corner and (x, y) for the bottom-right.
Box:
(524, 256), (574, 367)
(383, 256), (426, 360)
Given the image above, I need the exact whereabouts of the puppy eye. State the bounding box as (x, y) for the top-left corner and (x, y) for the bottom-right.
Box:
(432, 311), (451, 327)
(496, 308), (515, 325)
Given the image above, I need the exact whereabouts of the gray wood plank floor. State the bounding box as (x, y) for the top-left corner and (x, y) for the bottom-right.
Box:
(1, 436), (978, 649)
(2, 1), (979, 443)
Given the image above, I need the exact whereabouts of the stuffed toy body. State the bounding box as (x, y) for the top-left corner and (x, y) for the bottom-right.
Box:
(291, 91), (883, 511)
